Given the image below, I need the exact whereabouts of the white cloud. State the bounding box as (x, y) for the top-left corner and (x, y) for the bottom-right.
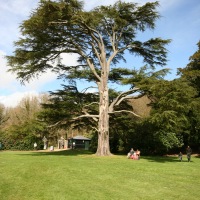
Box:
(0, 50), (57, 91)
(0, 50), (15, 88)
(0, 51), (80, 107)
(0, 0), (39, 16)
(61, 53), (79, 66)
(0, 49), (56, 107)
(0, 91), (39, 108)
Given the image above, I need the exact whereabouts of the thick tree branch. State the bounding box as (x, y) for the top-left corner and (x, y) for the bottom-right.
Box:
(47, 120), (62, 128)
(86, 58), (101, 81)
(73, 114), (99, 120)
(90, 41), (102, 65)
(109, 110), (141, 118)
(81, 86), (98, 93)
(82, 110), (98, 122)
(92, 126), (98, 132)
(81, 21), (107, 71)
(107, 50), (118, 72)
(83, 102), (99, 108)
(116, 92), (146, 106)
(109, 88), (140, 112)
(48, 113), (99, 128)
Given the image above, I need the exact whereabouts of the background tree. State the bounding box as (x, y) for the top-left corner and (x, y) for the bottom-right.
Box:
(145, 79), (196, 153)
(178, 41), (200, 96)
(0, 95), (47, 150)
(0, 104), (9, 127)
(113, 62), (197, 154)
(178, 41), (200, 151)
(38, 84), (99, 143)
(7, 0), (170, 155)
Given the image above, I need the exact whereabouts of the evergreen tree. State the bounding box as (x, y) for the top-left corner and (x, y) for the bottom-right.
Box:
(178, 41), (200, 96)
(178, 41), (200, 150)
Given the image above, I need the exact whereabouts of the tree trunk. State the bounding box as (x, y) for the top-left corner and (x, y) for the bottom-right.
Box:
(96, 74), (111, 156)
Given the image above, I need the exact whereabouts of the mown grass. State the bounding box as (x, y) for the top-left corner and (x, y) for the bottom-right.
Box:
(0, 150), (199, 200)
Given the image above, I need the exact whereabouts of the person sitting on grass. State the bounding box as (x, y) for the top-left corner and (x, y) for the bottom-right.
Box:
(136, 149), (141, 160)
(127, 148), (134, 159)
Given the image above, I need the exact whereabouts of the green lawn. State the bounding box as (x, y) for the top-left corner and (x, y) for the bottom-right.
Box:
(0, 150), (199, 200)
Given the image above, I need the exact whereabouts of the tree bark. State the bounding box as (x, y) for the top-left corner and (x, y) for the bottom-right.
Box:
(96, 71), (111, 156)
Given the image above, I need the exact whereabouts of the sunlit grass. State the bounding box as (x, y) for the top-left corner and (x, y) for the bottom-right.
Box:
(0, 150), (199, 200)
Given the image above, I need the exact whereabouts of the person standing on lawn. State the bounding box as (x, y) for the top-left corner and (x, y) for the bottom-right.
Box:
(178, 152), (183, 161)
(34, 142), (37, 150)
(186, 146), (192, 162)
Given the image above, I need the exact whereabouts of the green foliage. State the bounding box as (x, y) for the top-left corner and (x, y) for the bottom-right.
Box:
(89, 131), (98, 152)
(0, 104), (9, 127)
(146, 79), (196, 152)
(109, 77), (197, 154)
(0, 120), (46, 150)
(7, 0), (170, 83)
(177, 41), (200, 149)
(178, 41), (200, 96)
(38, 84), (99, 130)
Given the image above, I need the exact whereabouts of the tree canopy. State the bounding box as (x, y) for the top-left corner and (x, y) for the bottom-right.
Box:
(178, 41), (200, 97)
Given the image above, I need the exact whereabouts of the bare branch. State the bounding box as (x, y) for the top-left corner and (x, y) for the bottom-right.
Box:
(81, 86), (98, 93)
(107, 50), (118, 72)
(115, 96), (133, 106)
(118, 44), (134, 53)
(83, 102), (99, 108)
(48, 112), (99, 128)
(86, 58), (101, 81)
(90, 40), (102, 65)
(49, 21), (68, 24)
(82, 109), (98, 122)
(47, 120), (62, 128)
(73, 114), (99, 121)
(81, 101), (99, 122)
(116, 92), (146, 106)
(92, 126), (98, 132)
(109, 110), (141, 118)
(80, 18), (106, 71)
(109, 88), (140, 112)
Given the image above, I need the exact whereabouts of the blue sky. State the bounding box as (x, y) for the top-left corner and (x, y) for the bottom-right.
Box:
(0, 0), (199, 107)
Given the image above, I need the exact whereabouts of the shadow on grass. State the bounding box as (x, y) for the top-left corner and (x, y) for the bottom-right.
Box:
(142, 156), (184, 163)
(16, 150), (200, 161)
(116, 152), (187, 163)
(18, 149), (94, 157)
(142, 155), (198, 163)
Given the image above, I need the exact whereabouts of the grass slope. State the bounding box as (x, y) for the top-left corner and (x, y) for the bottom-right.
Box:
(0, 150), (199, 200)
